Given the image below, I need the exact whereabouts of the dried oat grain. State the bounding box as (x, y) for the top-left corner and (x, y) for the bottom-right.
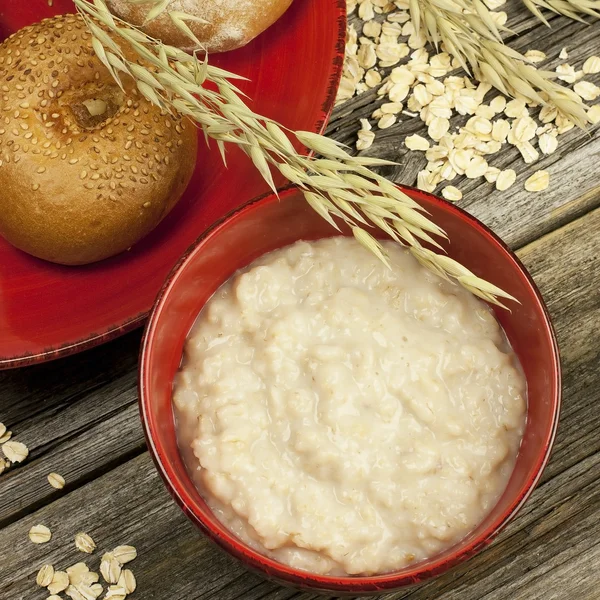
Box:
(2, 440), (28, 463)
(112, 545), (137, 565)
(117, 569), (136, 594)
(524, 170), (550, 192)
(47, 473), (65, 490)
(75, 532), (96, 554)
(48, 571), (69, 594)
(29, 524), (52, 544)
(495, 169), (517, 191)
(36, 564), (55, 587)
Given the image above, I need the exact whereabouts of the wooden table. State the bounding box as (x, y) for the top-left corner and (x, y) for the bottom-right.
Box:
(2, 3), (600, 599)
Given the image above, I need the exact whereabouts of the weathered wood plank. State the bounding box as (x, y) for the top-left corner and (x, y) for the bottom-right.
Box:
(1, 202), (598, 600)
(0, 332), (144, 525)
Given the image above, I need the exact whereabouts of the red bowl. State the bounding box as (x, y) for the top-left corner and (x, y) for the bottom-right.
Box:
(139, 185), (561, 594)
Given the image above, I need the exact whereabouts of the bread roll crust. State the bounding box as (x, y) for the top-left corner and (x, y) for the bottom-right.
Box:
(0, 15), (198, 265)
(106, 0), (294, 53)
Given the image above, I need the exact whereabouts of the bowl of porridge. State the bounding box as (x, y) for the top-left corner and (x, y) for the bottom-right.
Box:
(139, 185), (561, 594)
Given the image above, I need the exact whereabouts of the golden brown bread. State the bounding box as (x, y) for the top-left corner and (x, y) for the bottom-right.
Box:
(0, 14), (198, 265)
(105, 0), (294, 53)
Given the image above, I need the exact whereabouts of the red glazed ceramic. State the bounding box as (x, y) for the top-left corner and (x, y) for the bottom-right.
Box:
(0, 0), (346, 368)
(139, 185), (561, 594)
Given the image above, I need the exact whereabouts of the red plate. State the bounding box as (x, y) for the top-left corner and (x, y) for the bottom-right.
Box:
(0, 0), (346, 368)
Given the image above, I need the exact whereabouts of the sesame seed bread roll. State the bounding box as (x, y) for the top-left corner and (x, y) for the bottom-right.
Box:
(106, 0), (294, 53)
(0, 14), (198, 265)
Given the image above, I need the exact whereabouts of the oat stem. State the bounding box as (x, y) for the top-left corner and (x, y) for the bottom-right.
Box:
(521, 0), (600, 25)
(72, 0), (513, 305)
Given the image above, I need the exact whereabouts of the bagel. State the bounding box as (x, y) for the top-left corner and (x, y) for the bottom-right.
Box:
(0, 14), (198, 265)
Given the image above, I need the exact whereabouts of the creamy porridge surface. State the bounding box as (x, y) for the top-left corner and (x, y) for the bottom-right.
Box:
(173, 237), (526, 576)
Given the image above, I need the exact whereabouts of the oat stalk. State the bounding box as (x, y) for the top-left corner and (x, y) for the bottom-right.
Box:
(72, 0), (513, 305)
(413, 0), (589, 127)
(521, 0), (600, 25)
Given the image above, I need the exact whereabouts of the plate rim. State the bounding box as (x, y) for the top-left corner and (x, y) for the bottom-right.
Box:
(0, 0), (347, 370)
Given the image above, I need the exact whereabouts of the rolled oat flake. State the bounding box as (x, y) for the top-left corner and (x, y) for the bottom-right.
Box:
(29, 524), (52, 544)
(2, 440), (29, 463)
(112, 545), (137, 564)
(36, 564), (55, 587)
(117, 569), (136, 594)
(100, 553), (122, 584)
(47, 472), (66, 490)
(75, 532), (97, 554)
(48, 571), (70, 594)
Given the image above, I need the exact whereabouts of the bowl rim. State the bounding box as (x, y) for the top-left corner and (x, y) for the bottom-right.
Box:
(139, 184), (562, 592)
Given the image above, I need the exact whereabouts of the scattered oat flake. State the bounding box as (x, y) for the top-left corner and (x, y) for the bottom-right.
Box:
(525, 50), (546, 63)
(505, 99), (527, 119)
(428, 117), (449, 140)
(0, 429), (12, 444)
(538, 133), (558, 155)
(112, 545), (137, 565)
(365, 69), (381, 87)
(496, 169), (517, 191)
(48, 472), (66, 490)
(48, 571), (70, 594)
(75, 582), (101, 600)
(539, 105), (558, 124)
(492, 119), (510, 143)
(556, 114), (575, 134)
(29, 524), (52, 544)
(118, 569), (136, 594)
(559, 47), (568, 60)
(65, 584), (86, 600)
(465, 157), (488, 179)
(36, 564), (55, 587)
(518, 141), (539, 164)
(556, 64), (583, 84)
(491, 10), (507, 26)
(2, 440), (28, 463)
(417, 169), (436, 192)
(574, 81), (600, 102)
(104, 585), (127, 600)
(75, 532), (97, 554)
(583, 56), (600, 75)
(100, 553), (122, 584)
(48, 596), (63, 600)
(441, 186), (462, 201)
(66, 562), (90, 580)
(588, 105), (600, 124)
(485, 167), (501, 183)
(381, 101), (403, 114)
(378, 113), (396, 129)
(489, 96), (507, 114)
(80, 572), (100, 586)
(356, 129), (375, 151)
(405, 134), (430, 151)
(0, 423), (5, 439)
(525, 170), (550, 192)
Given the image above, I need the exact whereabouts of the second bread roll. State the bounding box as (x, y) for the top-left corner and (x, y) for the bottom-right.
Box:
(106, 0), (294, 53)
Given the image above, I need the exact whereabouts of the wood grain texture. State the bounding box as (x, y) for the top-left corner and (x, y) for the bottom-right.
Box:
(0, 331), (145, 526)
(2, 2), (600, 598)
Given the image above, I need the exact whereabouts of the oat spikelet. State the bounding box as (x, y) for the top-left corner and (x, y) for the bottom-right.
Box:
(521, 0), (600, 25)
(72, 0), (513, 305)
(414, 0), (590, 127)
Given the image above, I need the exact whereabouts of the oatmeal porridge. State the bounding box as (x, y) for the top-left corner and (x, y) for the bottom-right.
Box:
(173, 237), (526, 576)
